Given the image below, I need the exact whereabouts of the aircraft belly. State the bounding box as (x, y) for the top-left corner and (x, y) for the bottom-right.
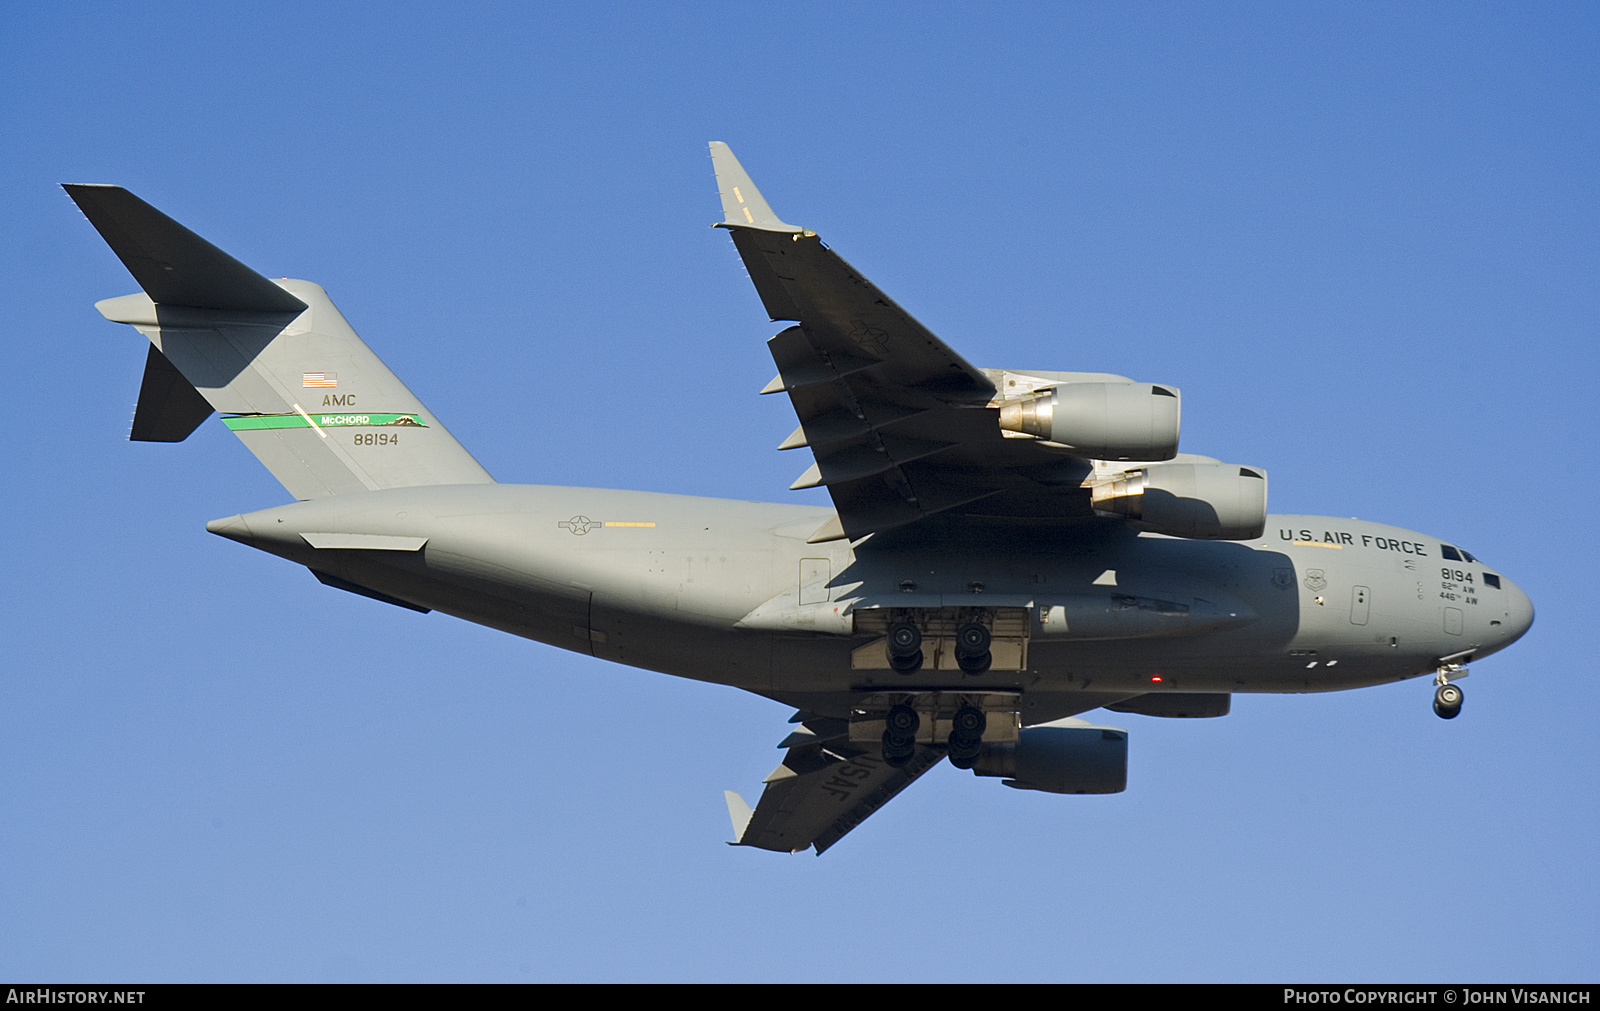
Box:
(588, 599), (774, 691)
(219, 491), (1475, 699)
(297, 548), (596, 654)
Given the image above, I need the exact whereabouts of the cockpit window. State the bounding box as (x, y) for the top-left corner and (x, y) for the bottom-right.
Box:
(1483, 573), (1501, 589)
(1441, 545), (1462, 561)
(1459, 548), (1477, 563)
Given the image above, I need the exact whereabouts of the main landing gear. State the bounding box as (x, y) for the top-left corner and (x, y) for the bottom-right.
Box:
(886, 619), (993, 676)
(888, 622), (923, 674)
(881, 703), (919, 767)
(879, 703), (989, 769)
(955, 623), (992, 675)
(945, 706), (987, 769)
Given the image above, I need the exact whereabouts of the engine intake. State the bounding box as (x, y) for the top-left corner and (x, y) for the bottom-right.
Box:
(998, 382), (1181, 461)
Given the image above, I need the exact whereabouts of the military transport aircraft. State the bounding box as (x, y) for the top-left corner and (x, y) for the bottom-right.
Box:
(65, 143), (1533, 855)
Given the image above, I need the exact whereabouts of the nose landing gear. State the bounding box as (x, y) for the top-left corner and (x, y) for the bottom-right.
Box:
(1432, 666), (1465, 720)
(1433, 682), (1463, 719)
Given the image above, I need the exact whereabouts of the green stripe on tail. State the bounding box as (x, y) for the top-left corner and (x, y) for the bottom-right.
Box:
(224, 413), (428, 431)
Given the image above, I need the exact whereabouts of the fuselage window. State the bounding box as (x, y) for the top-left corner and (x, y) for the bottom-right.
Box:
(1483, 573), (1501, 589)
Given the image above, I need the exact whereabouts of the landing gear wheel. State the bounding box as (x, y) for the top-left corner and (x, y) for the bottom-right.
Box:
(888, 622), (922, 656)
(1434, 682), (1463, 720)
(954, 623), (991, 674)
(955, 623), (991, 657)
(881, 732), (916, 767)
(947, 739), (982, 770)
(957, 651), (992, 675)
(889, 649), (924, 675)
(882, 704), (920, 765)
(950, 706), (987, 739)
(945, 705), (987, 769)
(887, 623), (924, 674)
(886, 704), (920, 738)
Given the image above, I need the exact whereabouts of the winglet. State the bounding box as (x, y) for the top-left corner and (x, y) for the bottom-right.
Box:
(723, 790), (754, 844)
(708, 142), (803, 233)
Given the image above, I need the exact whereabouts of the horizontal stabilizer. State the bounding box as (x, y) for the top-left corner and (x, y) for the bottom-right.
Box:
(63, 184), (307, 313)
(129, 344), (214, 442)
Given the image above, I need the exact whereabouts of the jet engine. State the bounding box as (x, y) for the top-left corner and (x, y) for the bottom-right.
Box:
(997, 382), (1181, 461)
(970, 722), (1128, 794)
(1091, 459), (1267, 540)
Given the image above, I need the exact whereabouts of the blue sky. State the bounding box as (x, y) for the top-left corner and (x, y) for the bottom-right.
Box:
(2, 2), (1595, 982)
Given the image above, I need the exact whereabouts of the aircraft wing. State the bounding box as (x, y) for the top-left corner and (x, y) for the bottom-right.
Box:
(726, 694), (1130, 854)
(725, 712), (945, 855)
(710, 142), (1099, 542)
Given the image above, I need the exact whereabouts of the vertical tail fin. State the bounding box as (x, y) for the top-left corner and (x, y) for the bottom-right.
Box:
(67, 184), (494, 498)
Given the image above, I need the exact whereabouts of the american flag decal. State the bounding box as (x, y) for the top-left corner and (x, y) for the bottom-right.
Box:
(303, 372), (338, 388)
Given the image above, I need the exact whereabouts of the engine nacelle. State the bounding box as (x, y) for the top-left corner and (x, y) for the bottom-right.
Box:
(971, 722), (1128, 794)
(997, 382), (1181, 461)
(1092, 459), (1267, 540)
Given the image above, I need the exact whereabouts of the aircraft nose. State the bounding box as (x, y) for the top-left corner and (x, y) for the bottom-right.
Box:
(205, 512), (254, 545)
(1499, 577), (1535, 645)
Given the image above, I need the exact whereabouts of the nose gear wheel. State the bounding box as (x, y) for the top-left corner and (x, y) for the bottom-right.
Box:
(1433, 682), (1463, 719)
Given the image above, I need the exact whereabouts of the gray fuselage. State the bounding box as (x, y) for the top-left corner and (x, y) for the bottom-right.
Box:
(207, 484), (1534, 722)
